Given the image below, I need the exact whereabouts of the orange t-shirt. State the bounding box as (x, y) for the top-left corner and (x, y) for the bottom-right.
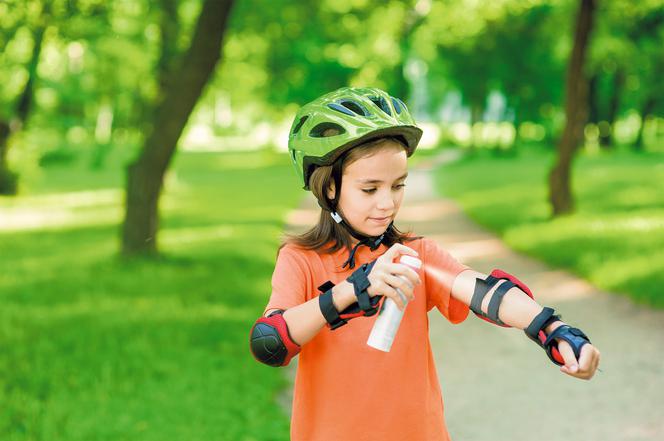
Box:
(266, 236), (469, 441)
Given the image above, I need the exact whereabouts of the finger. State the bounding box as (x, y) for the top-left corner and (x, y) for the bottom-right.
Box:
(368, 281), (404, 309)
(388, 263), (421, 286)
(384, 274), (414, 303)
(367, 280), (389, 298)
(590, 349), (601, 376)
(556, 340), (579, 374)
(384, 285), (406, 310)
(577, 344), (594, 372)
(386, 243), (419, 260)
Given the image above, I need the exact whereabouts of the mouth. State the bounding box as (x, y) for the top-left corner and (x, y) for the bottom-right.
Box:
(369, 216), (392, 224)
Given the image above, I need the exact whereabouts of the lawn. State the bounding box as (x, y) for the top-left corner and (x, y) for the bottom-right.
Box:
(0, 148), (300, 440)
(434, 147), (664, 308)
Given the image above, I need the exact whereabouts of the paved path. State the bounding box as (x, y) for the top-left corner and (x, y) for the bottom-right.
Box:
(280, 151), (664, 441)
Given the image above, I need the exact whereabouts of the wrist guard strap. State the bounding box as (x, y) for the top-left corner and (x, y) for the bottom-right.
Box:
(524, 307), (591, 366)
(319, 289), (347, 330)
(524, 307), (561, 345)
(346, 261), (378, 315)
(543, 325), (591, 366)
(317, 260), (381, 330)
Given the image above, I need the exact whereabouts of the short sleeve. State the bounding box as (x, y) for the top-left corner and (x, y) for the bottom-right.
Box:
(264, 245), (310, 315)
(422, 238), (470, 324)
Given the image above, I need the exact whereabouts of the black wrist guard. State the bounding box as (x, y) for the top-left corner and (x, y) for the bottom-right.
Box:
(543, 325), (591, 366)
(524, 307), (591, 366)
(346, 260), (378, 316)
(318, 260), (380, 330)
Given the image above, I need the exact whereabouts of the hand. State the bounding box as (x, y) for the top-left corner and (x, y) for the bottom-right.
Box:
(557, 340), (601, 380)
(366, 243), (421, 311)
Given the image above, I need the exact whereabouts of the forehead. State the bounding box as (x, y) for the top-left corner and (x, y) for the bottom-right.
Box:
(344, 147), (408, 183)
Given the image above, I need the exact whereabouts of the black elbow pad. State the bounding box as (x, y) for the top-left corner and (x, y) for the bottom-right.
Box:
(249, 310), (301, 367)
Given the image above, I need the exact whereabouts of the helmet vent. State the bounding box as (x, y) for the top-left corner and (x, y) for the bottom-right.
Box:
(327, 103), (355, 116)
(309, 122), (346, 138)
(369, 96), (391, 116)
(397, 98), (408, 113)
(339, 100), (368, 116)
(292, 115), (309, 134)
(391, 97), (402, 114)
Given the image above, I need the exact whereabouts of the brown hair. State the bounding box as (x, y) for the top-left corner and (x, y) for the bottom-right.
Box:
(279, 137), (421, 261)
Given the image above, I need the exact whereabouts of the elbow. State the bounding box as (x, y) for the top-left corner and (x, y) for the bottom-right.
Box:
(249, 311), (301, 367)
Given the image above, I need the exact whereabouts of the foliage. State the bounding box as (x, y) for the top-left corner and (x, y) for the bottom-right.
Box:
(0, 149), (299, 440)
(434, 147), (664, 308)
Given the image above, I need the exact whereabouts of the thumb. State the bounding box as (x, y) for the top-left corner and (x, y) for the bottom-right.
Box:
(557, 340), (579, 374)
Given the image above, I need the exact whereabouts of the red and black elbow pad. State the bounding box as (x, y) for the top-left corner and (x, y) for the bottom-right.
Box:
(471, 269), (535, 327)
(249, 310), (300, 367)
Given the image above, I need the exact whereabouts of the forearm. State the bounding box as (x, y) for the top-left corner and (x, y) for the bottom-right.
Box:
(279, 281), (356, 346)
(452, 270), (564, 333)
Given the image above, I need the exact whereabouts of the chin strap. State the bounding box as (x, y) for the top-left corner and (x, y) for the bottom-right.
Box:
(317, 198), (392, 270)
(340, 225), (391, 269)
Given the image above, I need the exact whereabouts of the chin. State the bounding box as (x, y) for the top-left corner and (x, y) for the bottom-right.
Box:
(364, 224), (390, 236)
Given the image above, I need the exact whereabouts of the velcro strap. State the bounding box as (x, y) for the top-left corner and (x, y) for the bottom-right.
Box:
(473, 269), (538, 328)
(525, 307), (558, 345)
(347, 261), (378, 316)
(486, 280), (514, 325)
(470, 276), (500, 317)
(318, 280), (335, 293)
(543, 325), (590, 366)
(338, 295), (383, 321)
(319, 289), (347, 330)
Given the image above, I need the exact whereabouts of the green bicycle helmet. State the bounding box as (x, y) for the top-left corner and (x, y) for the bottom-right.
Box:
(288, 86), (423, 190)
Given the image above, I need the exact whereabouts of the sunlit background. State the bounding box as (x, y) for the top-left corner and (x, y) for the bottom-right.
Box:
(0, 0), (662, 440)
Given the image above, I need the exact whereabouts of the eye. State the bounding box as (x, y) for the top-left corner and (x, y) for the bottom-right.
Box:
(362, 188), (377, 194)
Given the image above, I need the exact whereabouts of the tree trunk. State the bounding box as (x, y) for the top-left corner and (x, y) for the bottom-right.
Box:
(469, 103), (484, 151)
(0, 24), (46, 195)
(548, 0), (596, 216)
(633, 95), (656, 152)
(510, 100), (521, 152)
(587, 72), (599, 125)
(121, 0), (234, 256)
(599, 69), (624, 149)
(0, 121), (17, 194)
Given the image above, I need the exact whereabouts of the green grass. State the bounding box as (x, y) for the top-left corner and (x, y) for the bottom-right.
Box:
(0, 148), (301, 440)
(434, 147), (664, 308)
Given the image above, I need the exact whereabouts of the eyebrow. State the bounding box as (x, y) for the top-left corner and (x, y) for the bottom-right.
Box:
(356, 172), (408, 184)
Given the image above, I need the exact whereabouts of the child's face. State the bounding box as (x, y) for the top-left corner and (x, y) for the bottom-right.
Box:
(328, 141), (408, 240)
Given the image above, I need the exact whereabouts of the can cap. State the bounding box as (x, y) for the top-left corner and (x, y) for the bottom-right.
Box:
(399, 255), (422, 269)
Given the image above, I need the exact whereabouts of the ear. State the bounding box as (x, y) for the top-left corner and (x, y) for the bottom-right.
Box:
(326, 180), (336, 201)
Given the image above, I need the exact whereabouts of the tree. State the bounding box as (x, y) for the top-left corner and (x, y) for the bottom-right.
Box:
(121, 0), (235, 256)
(548, 0), (597, 216)
(0, 1), (50, 194)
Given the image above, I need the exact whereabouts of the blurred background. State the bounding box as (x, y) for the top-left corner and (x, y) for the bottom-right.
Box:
(0, 0), (662, 440)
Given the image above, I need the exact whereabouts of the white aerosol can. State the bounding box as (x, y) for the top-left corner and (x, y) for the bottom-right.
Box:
(367, 255), (422, 352)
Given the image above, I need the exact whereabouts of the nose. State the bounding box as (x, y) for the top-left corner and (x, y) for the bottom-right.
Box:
(376, 190), (396, 211)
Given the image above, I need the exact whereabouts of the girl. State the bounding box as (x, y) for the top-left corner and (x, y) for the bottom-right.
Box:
(250, 87), (600, 441)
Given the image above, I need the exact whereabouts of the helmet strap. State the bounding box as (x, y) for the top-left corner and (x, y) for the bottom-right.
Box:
(319, 154), (392, 268)
(326, 153), (346, 224)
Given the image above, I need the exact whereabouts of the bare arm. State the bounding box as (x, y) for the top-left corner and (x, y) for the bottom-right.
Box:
(266, 243), (420, 347)
(451, 269), (558, 331)
(265, 280), (357, 346)
(451, 269), (601, 379)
